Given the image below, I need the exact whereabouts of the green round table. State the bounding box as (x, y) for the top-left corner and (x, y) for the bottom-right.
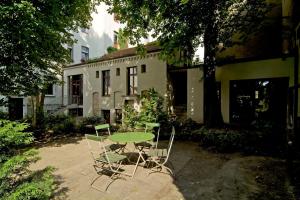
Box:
(108, 132), (154, 143)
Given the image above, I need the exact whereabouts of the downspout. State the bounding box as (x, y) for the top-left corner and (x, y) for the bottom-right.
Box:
(294, 23), (300, 140)
(61, 71), (64, 106)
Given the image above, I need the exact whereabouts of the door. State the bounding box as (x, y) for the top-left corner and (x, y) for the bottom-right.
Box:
(8, 98), (23, 120)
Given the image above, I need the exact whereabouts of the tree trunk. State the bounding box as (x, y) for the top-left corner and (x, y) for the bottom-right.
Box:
(203, 1), (223, 128)
(31, 96), (37, 128)
(31, 93), (45, 128)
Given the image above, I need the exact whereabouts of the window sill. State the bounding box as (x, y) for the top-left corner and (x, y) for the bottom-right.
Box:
(102, 95), (111, 97)
(122, 94), (140, 98)
(45, 94), (55, 97)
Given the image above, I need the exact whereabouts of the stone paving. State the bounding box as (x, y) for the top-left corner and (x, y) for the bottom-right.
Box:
(32, 136), (280, 200)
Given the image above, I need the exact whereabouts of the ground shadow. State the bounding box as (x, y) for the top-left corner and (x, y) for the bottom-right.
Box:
(34, 133), (83, 148)
(52, 174), (70, 200)
(170, 143), (294, 200)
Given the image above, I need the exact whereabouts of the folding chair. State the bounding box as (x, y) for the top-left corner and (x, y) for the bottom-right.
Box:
(95, 124), (111, 136)
(146, 126), (175, 176)
(135, 122), (160, 151)
(85, 134), (127, 191)
(95, 124), (125, 153)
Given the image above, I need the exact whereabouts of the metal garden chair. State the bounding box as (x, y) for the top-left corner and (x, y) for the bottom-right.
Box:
(85, 134), (127, 191)
(146, 126), (175, 177)
(135, 122), (160, 151)
(95, 124), (111, 136)
(95, 124), (125, 153)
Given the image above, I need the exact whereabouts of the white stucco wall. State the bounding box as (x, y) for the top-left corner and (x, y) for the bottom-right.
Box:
(63, 52), (167, 123)
(71, 4), (122, 64)
(216, 57), (295, 123)
(187, 68), (204, 123)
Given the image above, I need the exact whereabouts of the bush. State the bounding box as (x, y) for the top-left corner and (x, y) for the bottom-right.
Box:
(123, 104), (140, 129)
(0, 120), (55, 199)
(45, 114), (76, 134)
(123, 88), (168, 130)
(194, 126), (283, 155)
(0, 111), (9, 119)
(77, 116), (105, 133)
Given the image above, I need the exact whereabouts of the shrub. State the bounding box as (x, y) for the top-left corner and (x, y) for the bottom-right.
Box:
(194, 126), (282, 155)
(45, 114), (76, 134)
(123, 104), (139, 129)
(139, 88), (166, 123)
(0, 111), (9, 119)
(123, 88), (168, 130)
(0, 120), (55, 199)
(77, 116), (105, 133)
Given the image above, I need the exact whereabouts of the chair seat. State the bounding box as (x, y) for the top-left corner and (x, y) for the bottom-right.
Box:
(96, 152), (127, 163)
(135, 141), (154, 148)
(148, 148), (168, 157)
(105, 143), (126, 152)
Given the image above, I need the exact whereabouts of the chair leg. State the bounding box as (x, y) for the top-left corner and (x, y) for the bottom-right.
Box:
(147, 160), (175, 177)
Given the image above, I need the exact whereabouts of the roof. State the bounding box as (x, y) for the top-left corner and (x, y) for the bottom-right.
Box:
(65, 44), (161, 68)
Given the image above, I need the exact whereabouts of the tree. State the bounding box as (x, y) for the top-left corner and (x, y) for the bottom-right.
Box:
(101, 0), (271, 127)
(0, 0), (99, 125)
(0, 120), (55, 199)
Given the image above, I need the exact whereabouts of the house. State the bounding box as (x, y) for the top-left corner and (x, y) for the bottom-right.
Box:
(1, 4), (124, 120)
(214, 0), (299, 129)
(62, 0), (300, 131)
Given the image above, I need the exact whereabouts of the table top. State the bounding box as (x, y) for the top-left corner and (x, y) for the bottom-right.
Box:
(108, 132), (154, 143)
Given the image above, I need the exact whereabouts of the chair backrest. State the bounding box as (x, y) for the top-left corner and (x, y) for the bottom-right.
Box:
(95, 123), (111, 136)
(144, 122), (160, 132)
(85, 134), (106, 162)
(164, 126), (175, 163)
(145, 122), (160, 148)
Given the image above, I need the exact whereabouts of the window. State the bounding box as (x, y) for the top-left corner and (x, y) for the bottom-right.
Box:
(115, 109), (122, 124)
(69, 108), (83, 117)
(113, 13), (120, 22)
(96, 71), (99, 78)
(102, 110), (110, 124)
(102, 70), (110, 96)
(141, 64), (146, 73)
(68, 75), (83, 105)
(45, 84), (54, 96)
(68, 47), (73, 62)
(127, 67), (138, 95)
(116, 68), (120, 76)
(230, 78), (289, 127)
(113, 33), (118, 45)
(81, 46), (89, 61)
(113, 32), (119, 48)
(81, 27), (88, 33)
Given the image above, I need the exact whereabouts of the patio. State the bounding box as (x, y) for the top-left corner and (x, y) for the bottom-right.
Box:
(32, 136), (291, 200)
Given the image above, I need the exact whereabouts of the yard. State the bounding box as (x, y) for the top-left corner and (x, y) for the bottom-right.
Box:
(32, 136), (294, 200)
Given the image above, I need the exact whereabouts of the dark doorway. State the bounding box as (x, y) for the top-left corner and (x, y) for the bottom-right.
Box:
(169, 70), (187, 120)
(8, 98), (23, 120)
(230, 77), (289, 128)
(170, 70), (187, 106)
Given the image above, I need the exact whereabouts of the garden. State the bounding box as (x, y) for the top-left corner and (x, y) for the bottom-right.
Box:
(0, 88), (297, 199)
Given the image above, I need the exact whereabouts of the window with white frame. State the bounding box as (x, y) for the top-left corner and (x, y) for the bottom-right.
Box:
(102, 70), (110, 96)
(68, 47), (73, 62)
(127, 67), (137, 95)
(45, 84), (54, 96)
(81, 46), (89, 61)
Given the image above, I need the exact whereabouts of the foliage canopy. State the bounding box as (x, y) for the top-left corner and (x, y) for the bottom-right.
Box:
(0, 0), (100, 95)
(102, 0), (271, 64)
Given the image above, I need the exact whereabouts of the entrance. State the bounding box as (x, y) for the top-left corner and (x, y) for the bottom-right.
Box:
(230, 77), (289, 128)
(169, 70), (187, 120)
(8, 98), (23, 120)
